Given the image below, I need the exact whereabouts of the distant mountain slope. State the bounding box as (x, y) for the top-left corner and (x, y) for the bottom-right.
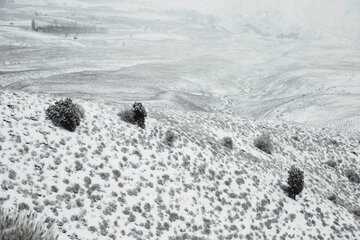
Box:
(0, 89), (359, 239)
(1, 0), (360, 132)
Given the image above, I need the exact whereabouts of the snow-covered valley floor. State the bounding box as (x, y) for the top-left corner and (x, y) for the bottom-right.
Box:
(0, 89), (359, 239)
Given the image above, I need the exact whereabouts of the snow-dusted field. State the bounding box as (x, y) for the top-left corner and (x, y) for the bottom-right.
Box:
(0, 89), (359, 239)
(0, 0), (360, 132)
(0, 2), (360, 238)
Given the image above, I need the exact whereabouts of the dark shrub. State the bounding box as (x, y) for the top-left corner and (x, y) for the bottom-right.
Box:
(0, 208), (59, 240)
(329, 139), (339, 146)
(326, 160), (337, 168)
(254, 133), (272, 154)
(328, 194), (337, 203)
(286, 166), (304, 199)
(221, 137), (233, 149)
(132, 102), (147, 129)
(291, 136), (300, 141)
(345, 170), (360, 183)
(46, 98), (84, 132)
(164, 130), (176, 146)
(119, 102), (147, 129)
(353, 209), (360, 217)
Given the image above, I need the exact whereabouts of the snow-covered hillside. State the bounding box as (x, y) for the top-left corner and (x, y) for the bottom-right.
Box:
(0, 89), (359, 239)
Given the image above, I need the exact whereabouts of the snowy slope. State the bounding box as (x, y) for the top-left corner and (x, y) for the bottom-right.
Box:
(0, 89), (359, 239)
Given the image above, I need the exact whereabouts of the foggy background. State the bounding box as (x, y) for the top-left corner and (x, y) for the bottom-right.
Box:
(1, 0), (360, 131)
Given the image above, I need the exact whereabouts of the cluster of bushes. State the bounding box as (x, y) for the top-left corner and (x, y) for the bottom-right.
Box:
(223, 133), (304, 200)
(45, 97), (360, 203)
(46, 99), (148, 132)
(43, 96), (306, 202)
(0, 208), (58, 240)
(31, 19), (107, 34)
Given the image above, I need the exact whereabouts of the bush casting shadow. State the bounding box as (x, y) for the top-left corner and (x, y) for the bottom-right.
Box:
(119, 102), (147, 129)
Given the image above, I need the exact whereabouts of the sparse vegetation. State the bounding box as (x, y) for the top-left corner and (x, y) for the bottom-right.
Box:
(254, 133), (272, 154)
(221, 136), (233, 149)
(164, 130), (176, 146)
(1, 90), (359, 239)
(345, 169), (360, 183)
(326, 160), (337, 168)
(353, 209), (360, 217)
(46, 98), (84, 132)
(328, 194), (337, 203)
(0, 208), (59, 240)
(30, 19), (106, 35)
(119, 102), (147, 129)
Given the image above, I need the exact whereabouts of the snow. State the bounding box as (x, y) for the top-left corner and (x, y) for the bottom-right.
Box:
(0, 1), (359, 238)
(0, 0), (359, 132)
(0, 89), (359, 239)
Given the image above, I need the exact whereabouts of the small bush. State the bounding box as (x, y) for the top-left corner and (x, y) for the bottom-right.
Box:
(164, 130), (176, 146)
(0, 208), (59, 240)
(328, 194), (337, 203)
(46, 98), (84, 132)
(285, 166), (304, 199)
(254, 133), (272, 154)
(353, 209), (360, 217)
(291, 136), (300, 141)
(326, 160), (337, 168)
(132, 102), (147, 128)
(119, 102), (147, 129)
(221, 137), (233, 149)
(345, 169), (360, 183)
